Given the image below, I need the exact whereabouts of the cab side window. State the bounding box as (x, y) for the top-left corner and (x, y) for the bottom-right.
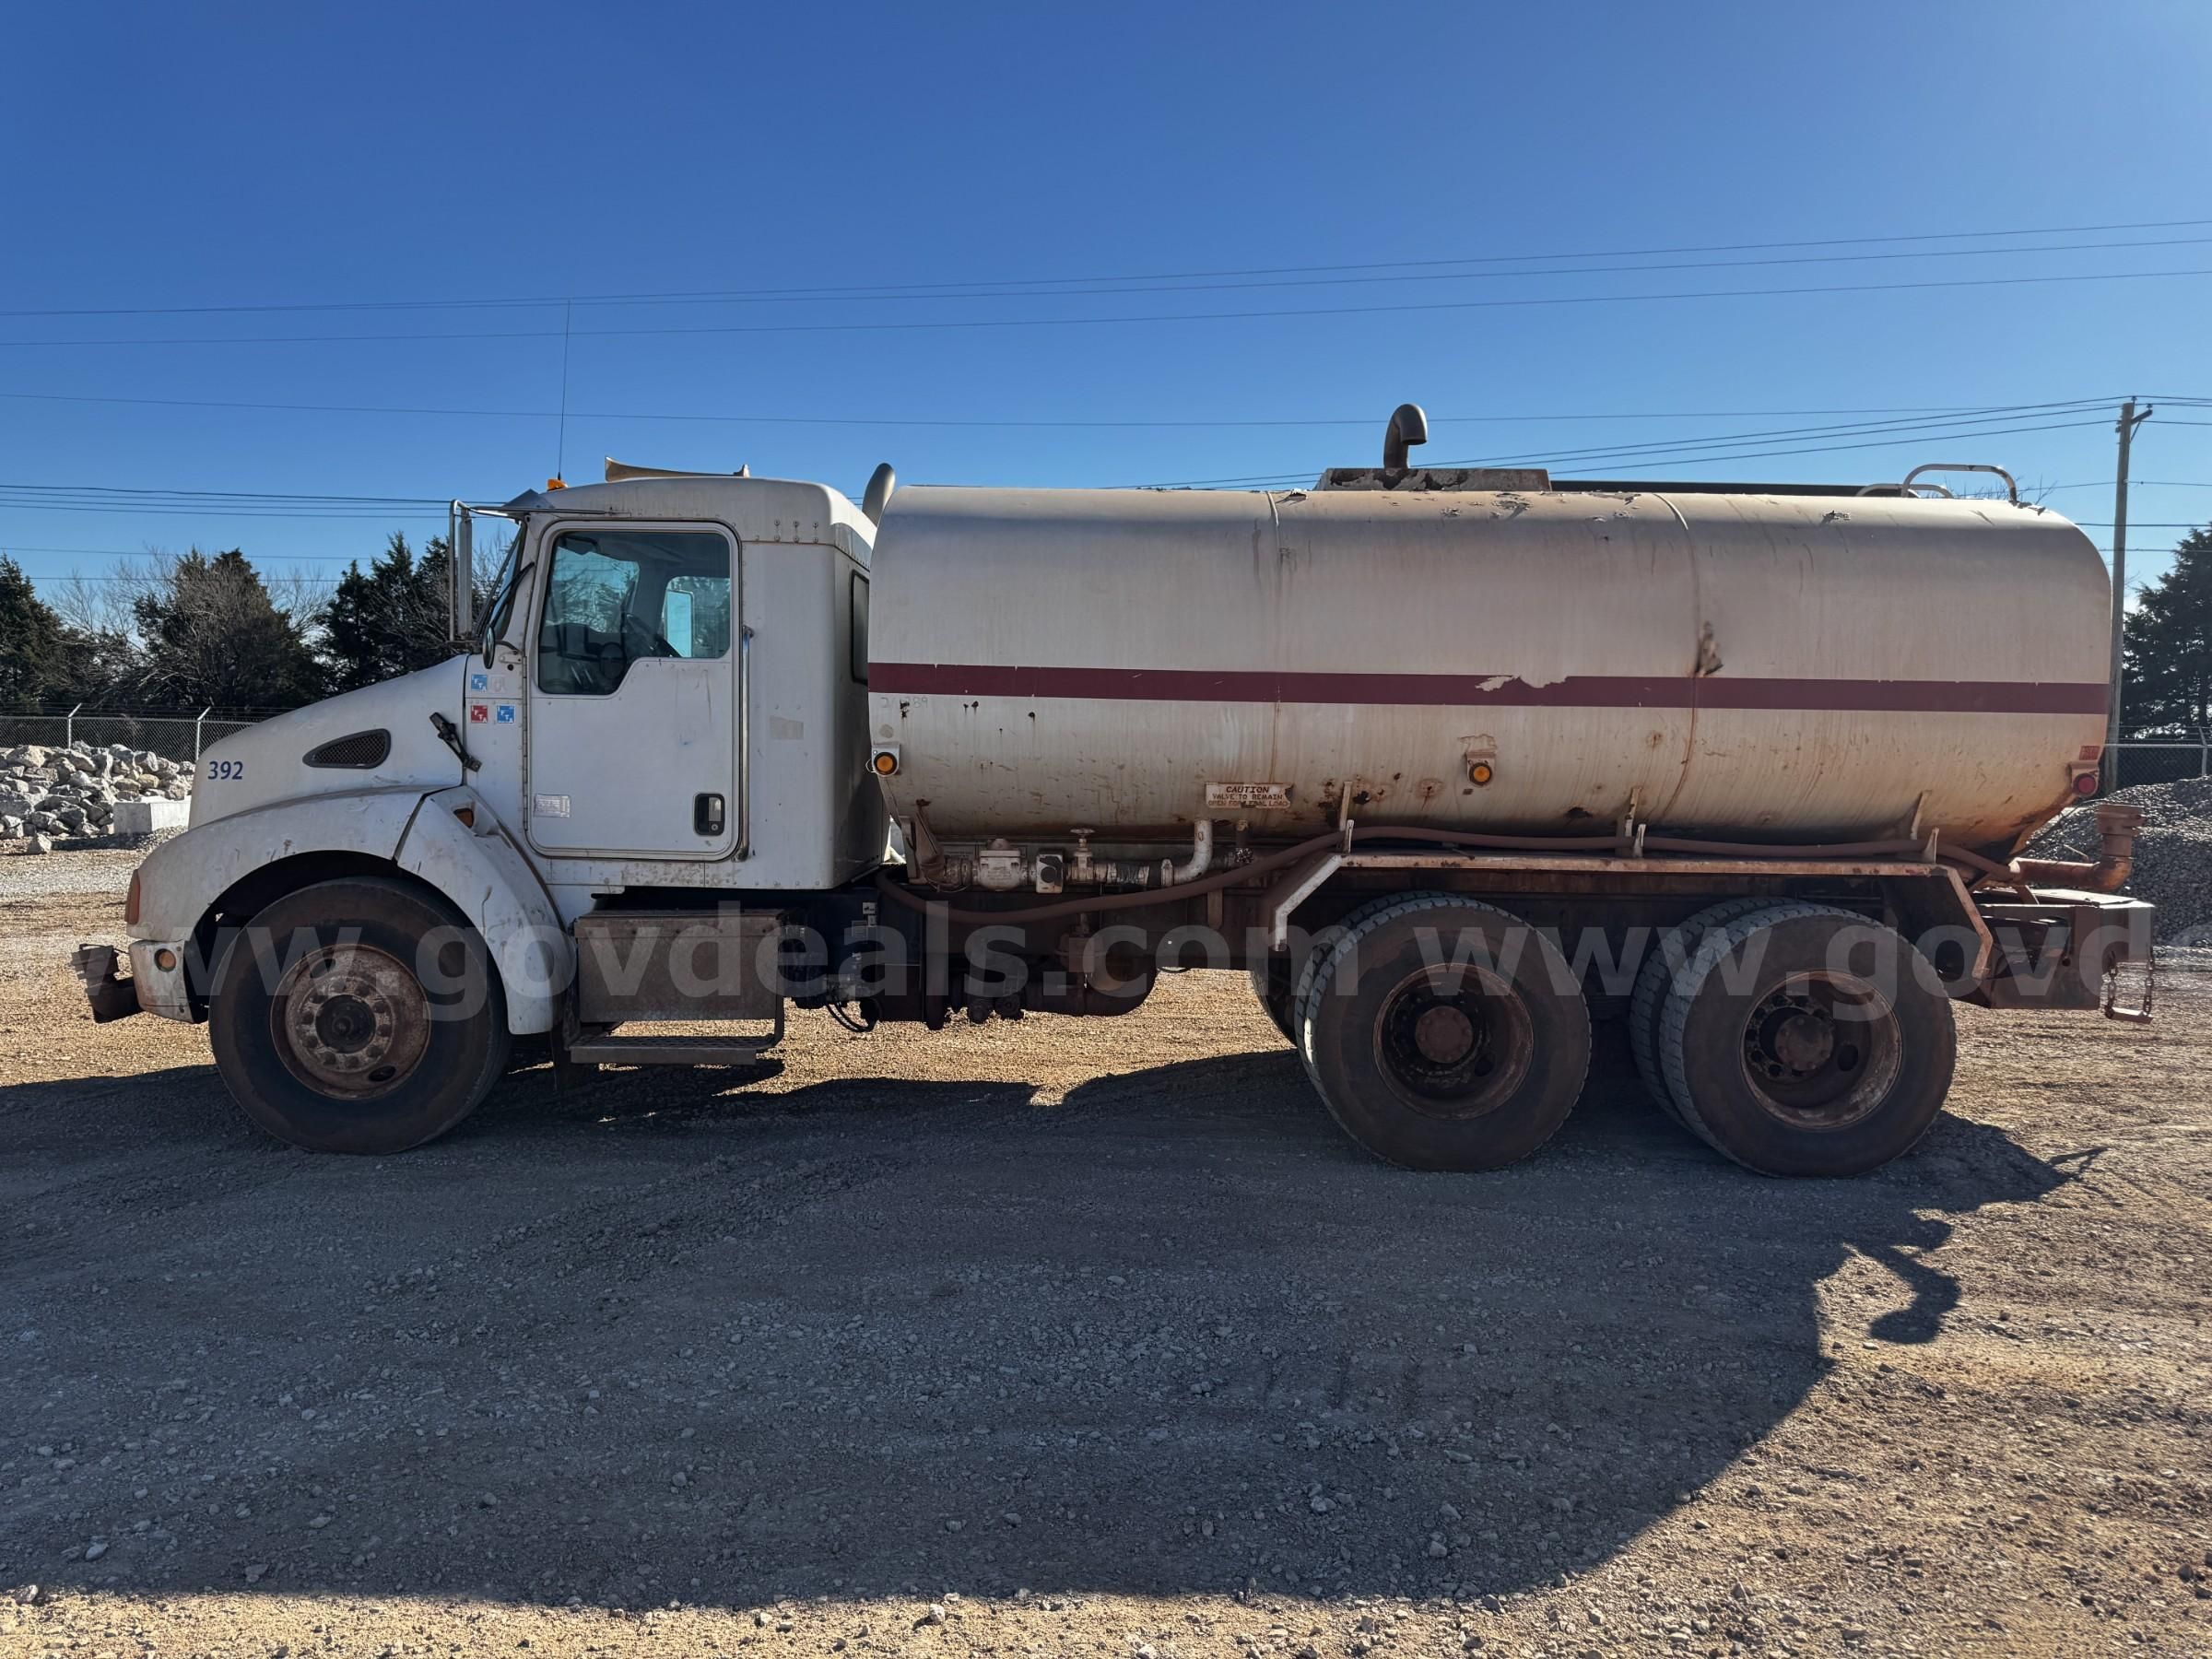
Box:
(537, 530), (731, 696)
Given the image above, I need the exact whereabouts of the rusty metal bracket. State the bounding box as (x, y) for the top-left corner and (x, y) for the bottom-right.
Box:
(1265, 852), (1344, 950)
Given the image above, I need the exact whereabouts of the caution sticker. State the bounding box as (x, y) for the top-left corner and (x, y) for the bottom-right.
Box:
(1206, 782), (1293, 809)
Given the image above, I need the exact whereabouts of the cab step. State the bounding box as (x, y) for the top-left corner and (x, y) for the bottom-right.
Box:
(567, 1031), (781, 1065)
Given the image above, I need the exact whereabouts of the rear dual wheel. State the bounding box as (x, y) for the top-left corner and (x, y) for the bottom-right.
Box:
(1654, 902), (1956, 1177)
(1295, 895), (1591, 1171)
(1629, 896), (1776, 1123)
(1252, 893), (1438, 1045)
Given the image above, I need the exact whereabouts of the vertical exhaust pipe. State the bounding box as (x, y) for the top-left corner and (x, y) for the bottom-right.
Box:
(863, 463), (897, 525)
(1382, 403), (1430, 472)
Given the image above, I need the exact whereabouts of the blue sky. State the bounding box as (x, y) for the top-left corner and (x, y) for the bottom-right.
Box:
(3, 0), (2209, 603)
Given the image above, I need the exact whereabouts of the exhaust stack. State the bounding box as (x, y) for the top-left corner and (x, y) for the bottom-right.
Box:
(1382, 402), (1429, 471)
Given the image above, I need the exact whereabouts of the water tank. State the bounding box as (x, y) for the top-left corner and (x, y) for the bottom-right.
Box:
(867, 483), (2109, 857)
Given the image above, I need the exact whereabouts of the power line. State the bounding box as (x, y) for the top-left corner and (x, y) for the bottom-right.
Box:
(0, 481), (441, 503)
(5, 231), (2211, 319)
(18, 568), (362, 580)
(0, 502), (448, 521)
(1139, 406), (2119, 488)
(1442, 401), (2114, 469)
(8, 265), (2212, 349)
(2040, 478), (2212, 491)
(1143, 414), (2119, 489)
(0, 387), (2041, 429)
(5, 215), (2209, 319)
(0, 404), (2114, 523)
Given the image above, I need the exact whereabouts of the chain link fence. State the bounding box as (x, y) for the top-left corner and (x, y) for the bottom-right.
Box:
(0, 709), (265, 759)
(2105, 735), (2212, 793)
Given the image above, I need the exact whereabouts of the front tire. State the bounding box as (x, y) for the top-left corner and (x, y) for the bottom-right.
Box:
(208, 877), (511, 1154)
(1297, 895), (1591, 1171)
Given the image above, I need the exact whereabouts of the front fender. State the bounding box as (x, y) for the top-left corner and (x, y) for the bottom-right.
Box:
(131, 787), (429, 940)
(394, 788), (571, 1035)
(130, 785), (571, 1037)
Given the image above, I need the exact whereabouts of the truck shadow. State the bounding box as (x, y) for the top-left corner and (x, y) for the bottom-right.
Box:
(1, 1028), (2076, 1612)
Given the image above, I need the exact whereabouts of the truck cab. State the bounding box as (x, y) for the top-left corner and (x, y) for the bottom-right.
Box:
(94, 466), (891, 1152)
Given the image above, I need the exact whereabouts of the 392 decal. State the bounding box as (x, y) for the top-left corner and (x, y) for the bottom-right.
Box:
(206, 759), (246, 782)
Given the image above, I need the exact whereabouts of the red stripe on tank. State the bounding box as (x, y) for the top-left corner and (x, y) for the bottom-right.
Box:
(869, 663), (2109, 716)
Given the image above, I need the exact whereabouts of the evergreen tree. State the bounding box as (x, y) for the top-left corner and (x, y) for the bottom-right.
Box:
(321, 534), (459, 691)
(2122, 526), (2212, 737)
(132, 548), (325, 711)
(0, 556), (68, 710)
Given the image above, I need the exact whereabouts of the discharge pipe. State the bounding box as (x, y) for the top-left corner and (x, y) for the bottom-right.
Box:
(2009, 801), (2141, 895)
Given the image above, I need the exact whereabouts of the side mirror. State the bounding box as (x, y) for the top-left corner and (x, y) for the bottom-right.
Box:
(449, 503), (475, 644)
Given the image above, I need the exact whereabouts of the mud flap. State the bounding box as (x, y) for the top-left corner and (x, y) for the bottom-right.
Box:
(71, 944), (141, 1023)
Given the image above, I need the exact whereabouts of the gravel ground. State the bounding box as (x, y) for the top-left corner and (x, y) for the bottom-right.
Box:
(2, 869), (2208, 1659)
(0, 845), (151, 901)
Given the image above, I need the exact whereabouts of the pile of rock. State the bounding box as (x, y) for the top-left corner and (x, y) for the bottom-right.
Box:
(2026, 775), (2212, 944)
(1, 741), (194, 853)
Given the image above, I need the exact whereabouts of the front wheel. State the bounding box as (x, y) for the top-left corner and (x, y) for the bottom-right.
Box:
(208, 877), (511, 1153)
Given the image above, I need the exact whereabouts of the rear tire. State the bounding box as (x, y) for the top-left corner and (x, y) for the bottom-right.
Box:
(208, 877), (511, 1154)
(1656, 903), (1955, 1176)
(1249, 894), (1419, 1047)
(1629, 896), (1779, 1123)
(1297, 895), (1591, 1171)
(1252, 954), (1299, 1043)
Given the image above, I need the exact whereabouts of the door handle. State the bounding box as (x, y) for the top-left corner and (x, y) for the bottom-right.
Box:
(694, 793), (725, 837)
(735, 625), (753, 859)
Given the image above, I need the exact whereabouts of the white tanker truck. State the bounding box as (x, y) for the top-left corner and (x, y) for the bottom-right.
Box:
(76, 406), (2154, 1176)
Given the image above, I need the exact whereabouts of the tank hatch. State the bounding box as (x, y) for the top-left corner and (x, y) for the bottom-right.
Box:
(1316, 465), (1553, 492)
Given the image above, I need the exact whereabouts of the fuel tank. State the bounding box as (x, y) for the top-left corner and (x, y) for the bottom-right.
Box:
(867, 482), (2110, 857)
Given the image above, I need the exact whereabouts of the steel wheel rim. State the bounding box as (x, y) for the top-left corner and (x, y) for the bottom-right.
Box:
(270, 942), (431, 1100)
(1371, 964), (1535, 1121)
(1735, 970), (1902, 1130)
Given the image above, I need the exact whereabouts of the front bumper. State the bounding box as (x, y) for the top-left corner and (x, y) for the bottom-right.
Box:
(71, 939), (200, 1024)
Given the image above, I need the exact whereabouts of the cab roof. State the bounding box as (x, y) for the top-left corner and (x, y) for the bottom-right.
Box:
(500, 473), (874, 560)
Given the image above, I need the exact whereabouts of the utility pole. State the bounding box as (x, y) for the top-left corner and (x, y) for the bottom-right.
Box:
(2105, 398), (2154, 787)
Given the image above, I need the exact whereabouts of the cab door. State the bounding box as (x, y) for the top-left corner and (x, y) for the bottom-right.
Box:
(524, 522), (740, 859)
